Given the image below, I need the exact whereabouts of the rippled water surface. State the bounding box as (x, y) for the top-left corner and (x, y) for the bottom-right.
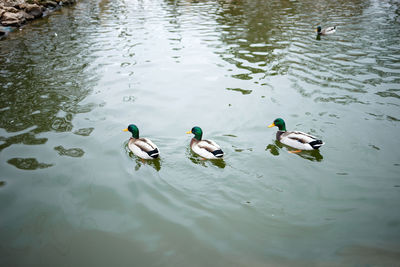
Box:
(1, 0), (400, 265)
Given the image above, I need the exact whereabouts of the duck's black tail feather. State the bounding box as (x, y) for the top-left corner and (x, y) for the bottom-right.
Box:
(309, 140), (324, 149)
(147, 148), (159, 158)
(212, 149), (224, 158)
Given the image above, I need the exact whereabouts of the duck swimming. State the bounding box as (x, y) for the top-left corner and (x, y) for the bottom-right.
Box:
(186, 126), (224, 159)
(123, 124), (159, 159)
(268, 118), (324, 152)
(316, 25), (336, 35)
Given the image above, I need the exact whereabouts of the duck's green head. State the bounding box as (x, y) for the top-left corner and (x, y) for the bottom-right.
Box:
(268, 118), (286, 131)
(186, 126), (203, 140)
(316, 26), (322, 33)
(123, 124), (139, 138)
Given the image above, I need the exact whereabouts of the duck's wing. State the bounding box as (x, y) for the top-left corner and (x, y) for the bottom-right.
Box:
(285, 131), (318, 142)
(131, 138), (159, 158)
(322, 26), (336, 34)
(280, 131), (324, 150)
(141, 138), (159, 150)
(197, 140), (219, 151)
(203, 139), (221, 149)
(285, 131), (317, 143)
(197, 140), (224, 158)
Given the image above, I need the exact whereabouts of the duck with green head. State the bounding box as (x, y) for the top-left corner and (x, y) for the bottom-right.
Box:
(123, 124), (159, 159)
(186, 126), (224, 159)
(316, 25), (336, 35)
(268, 118), (324, 151)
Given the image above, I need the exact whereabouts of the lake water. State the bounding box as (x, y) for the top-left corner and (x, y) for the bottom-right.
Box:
(1, 0), (400, 266)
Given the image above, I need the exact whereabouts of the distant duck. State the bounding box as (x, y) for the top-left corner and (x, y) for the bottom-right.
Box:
(123, 124), (159, 159)
(186, 126), (224, 159)
(316, 25), (336, 35)
(268, 118), (324, 152)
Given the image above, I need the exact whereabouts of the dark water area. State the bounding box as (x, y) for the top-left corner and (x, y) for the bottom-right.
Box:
(1, 0), (400, 266)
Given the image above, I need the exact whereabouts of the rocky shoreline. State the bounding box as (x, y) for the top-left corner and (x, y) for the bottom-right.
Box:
(0, 0), (77, 38)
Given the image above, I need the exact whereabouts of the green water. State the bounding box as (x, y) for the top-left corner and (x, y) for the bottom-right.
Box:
(1, 0), (400, 266)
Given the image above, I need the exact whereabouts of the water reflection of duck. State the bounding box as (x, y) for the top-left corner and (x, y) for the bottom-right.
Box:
(316, 25), (336, 35)
(123, 124), (160, 159)
(133, 157), (161, 171)
(266, 141), (324, 162)
(268, 118), (324, 152)
(186, 126), (224, 159)
(188, 151), (226, 168)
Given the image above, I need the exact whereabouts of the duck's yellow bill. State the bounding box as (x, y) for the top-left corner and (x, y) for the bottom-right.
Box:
(123, 128), (129, 132)
(268, 123), (275, 128)
(186, 131), (192, 134)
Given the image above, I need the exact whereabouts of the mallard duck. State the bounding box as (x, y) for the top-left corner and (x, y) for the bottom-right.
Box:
(316, 25), (336, 35)
(186, 126), (224, 159)
(268, 118), (324, 151)
(123, 124), (159, 159)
